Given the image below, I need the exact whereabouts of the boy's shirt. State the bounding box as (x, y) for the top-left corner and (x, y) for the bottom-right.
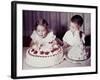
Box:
(63, 30), (85, 47)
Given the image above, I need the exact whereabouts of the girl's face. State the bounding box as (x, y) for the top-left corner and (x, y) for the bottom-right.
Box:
(69, 22), (79, 32)
(36, 25), (48, 38)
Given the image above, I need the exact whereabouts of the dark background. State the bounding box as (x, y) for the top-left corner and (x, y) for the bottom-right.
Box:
(23, 10), (91, 47)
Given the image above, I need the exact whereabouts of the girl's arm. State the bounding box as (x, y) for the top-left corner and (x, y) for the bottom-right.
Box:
(30, 41), (34, 47)
(30, 30), (37, 47)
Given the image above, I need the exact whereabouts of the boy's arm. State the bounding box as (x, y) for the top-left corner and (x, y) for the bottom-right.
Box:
(55, 38), (63, 46)
(63, 41), (71, 48)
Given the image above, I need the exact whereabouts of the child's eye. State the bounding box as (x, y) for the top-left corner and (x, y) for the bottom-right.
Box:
(37, 30), (40, 32)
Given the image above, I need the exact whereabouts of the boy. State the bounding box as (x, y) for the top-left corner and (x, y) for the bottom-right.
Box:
(63, 15), (87, 61)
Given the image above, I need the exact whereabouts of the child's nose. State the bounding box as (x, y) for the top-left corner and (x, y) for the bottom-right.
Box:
(39, 31), (43, 34)
(39, 32), (43, 36)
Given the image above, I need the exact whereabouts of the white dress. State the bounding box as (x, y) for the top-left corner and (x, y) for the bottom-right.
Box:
(30, 30), (56, 46)
(63, 30), (88, 61)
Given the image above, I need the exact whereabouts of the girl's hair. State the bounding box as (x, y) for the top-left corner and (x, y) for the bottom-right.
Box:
(35, 18), (48, 30)
(71, 15), (84, 27)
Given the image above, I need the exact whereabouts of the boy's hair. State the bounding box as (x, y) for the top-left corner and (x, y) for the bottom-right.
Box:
(71, 15), (84, 26)
(35, 18), (48, 29)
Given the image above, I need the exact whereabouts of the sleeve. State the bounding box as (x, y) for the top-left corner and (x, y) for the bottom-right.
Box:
(81, 33), (85, 44)
(30, 31), (38, 44)
(63, 32), (68, 42)
(63, 31), (73, 46)
(49, 31), (56, 41)
(45, 31), (56, 43)
(30, 31), (36, 40)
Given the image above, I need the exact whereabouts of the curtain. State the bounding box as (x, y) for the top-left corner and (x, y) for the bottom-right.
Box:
(23, 10), (91, 40)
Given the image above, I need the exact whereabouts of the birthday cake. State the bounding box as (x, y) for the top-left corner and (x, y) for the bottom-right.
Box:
(25, 41), (64, 67)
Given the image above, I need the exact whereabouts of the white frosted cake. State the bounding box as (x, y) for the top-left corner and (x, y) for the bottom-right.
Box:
(25, 41), (64, 67)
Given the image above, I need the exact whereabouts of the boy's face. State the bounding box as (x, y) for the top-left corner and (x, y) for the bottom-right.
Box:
(69, 22), (80, 32)
(36, 25), (48, 38)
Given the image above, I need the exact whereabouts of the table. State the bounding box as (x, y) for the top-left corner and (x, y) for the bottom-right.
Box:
(22, 47), (91, 69)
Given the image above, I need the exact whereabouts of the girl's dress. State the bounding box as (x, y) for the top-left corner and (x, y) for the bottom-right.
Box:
(30, 30), (56, 47)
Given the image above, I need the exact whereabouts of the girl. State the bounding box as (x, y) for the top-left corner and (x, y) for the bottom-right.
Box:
(30, 18), (59, 51)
